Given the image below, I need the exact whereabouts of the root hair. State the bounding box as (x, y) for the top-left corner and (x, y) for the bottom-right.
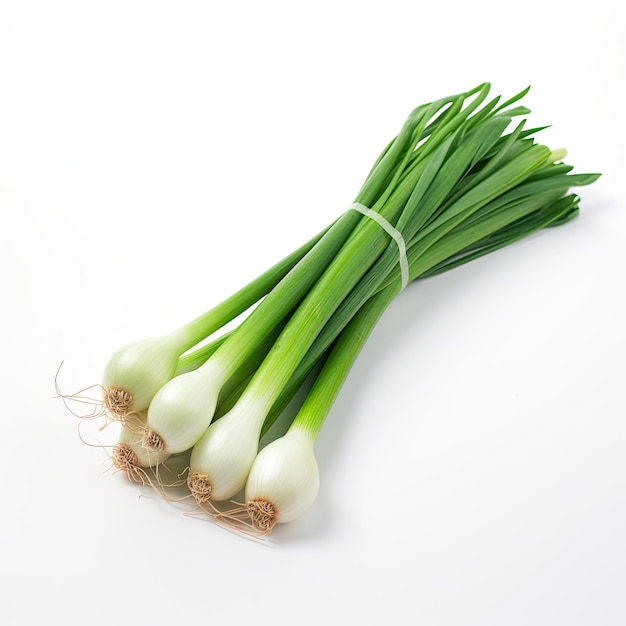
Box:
(54, 362), (135, 428)
(54, 362), (109, 421)
(188, 499), (269, 542)
(104, 387), (134, 419)
(112, 443), (146, 483)
(246, 499), (278, 535)
(142, 427), (166, 452)
(187, 471), (213, 503)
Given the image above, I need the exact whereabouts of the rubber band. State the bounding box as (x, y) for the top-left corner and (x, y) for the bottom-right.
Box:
(349, 202), (409, 291)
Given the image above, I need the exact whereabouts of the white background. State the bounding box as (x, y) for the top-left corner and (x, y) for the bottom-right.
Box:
(1, 1), (624, 625)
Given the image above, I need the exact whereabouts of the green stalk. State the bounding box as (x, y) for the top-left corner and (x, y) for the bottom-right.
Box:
(174, 331), (233, 375)
(170, 225), (330, 354)
(291, 282), (398, 442)
(420, 194), (582, 277)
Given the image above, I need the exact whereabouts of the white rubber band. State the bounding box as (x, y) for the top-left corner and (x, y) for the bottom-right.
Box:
(349, 202), (409, 291)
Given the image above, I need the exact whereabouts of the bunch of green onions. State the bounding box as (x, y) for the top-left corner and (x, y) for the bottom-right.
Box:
(99, 83), (598, 534)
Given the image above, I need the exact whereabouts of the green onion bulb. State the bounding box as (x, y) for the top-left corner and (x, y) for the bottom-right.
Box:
(102, 332), (188, 418)
(187, 396), (267, 502)
(142, 359), (225, 455)
(244, 429), (319, 533)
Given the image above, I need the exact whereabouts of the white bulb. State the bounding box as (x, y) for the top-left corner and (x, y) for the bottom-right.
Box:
(102, 332), (185, 415)
(245, 429), (319, 530)
(145, 360), (223, 454)
(188, 396), (267, 501)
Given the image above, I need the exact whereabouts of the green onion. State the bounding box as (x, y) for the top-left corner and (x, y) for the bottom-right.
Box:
(83, 83), (598, 534)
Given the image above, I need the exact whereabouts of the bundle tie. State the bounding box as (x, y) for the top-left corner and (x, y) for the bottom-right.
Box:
(349, 202), (409, 291)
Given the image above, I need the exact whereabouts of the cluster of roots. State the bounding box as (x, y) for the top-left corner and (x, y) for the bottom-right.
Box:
(112, 443), (145, 483)
(187, 471), (213, 503)
(104, 387), (134, 419)
(141, 428), (165, 452)
(246, 500), (277, 534)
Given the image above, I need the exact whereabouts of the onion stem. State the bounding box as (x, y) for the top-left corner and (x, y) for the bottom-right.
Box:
(82, 83), (600, 533)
